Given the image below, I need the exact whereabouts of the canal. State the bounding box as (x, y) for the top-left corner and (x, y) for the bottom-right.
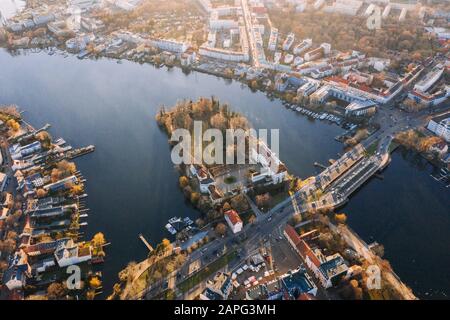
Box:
(0, 50), (448, 299)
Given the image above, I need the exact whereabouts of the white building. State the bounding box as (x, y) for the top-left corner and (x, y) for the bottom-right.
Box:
(282, 33), (295, 51)
(54, 240), (92, 267)
(414, 64), (444, 93)
(250, 139), (287, 184)
(427, 113), (450, 143)
(345, 100), (377, 117)
(268, 28), (278, 51)
(149, 38), (189, 53)
(67, 0), (100, 11)
(323, 0), (363, 16)
(293, 38), (312, 55)
(224, 210), (243, 234)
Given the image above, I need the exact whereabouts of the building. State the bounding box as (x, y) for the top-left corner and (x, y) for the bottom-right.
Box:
(190, 165), (215, 193)
(280, 268), (317, 299)
(43, 175), (78, 192)
(2, 251), (31, 291)
(268, 27), (278, 51)
(200, 272), (233, 300)
(48, 20), (73, 37)
(54, 239), (92, 267)
(9, 141), (42, 160)
(113, 0), (143, 11)
(414, 64), (444, 93)
(224, 209), (243, 234)
(199, 26), (249, 62)
(345, 100), (377, 117)
(180, 51), (197, 67)
(209, 11), (239, 30)
(284, 224), (349, 288)
(297, 79), (320, 97)
(68, 0), (100, 11)
(323, 0), (363, 16)
(149, 38), (189, 53)
(293, 38), (312, 55)
(250, 139), (287, 184)
(246, 278), (283, 300)
(32, 14), (56, 27)
(427, 112), (450, 142)
(282, 33), (295, 51)
(0, 172), (7, 192)
(304, 43), (330, 62)
(408, 86), (450, 107)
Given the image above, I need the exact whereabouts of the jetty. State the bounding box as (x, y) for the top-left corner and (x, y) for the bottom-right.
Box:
(138, 234), (154, 252)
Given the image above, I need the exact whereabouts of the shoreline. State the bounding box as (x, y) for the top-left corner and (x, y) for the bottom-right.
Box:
(0, 106), (106, 300)
(0, 49), (442, 300)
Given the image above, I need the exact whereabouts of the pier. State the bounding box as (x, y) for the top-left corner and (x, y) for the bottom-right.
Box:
(66, 145), (95, 159)
(138, 234), (154, 252)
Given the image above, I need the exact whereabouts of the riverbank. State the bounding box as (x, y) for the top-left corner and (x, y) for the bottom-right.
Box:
(0, 105), (106, 300)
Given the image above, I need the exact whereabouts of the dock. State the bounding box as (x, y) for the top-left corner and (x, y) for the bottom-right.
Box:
(313, 162), (327, 170)
(66, 145), (95, 159)
(138, 234), (154, 252)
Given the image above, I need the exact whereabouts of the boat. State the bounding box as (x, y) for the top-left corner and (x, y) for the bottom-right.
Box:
(183, 217), (194, 225)
(168, 217), (181, 224)
(165, 223), (177, 235)
(296, 107), (301, 112)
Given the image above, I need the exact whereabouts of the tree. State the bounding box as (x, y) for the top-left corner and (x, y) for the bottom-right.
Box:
(36, 131), (52, 149)
(230, 194), (249, 212)
(161, 238), (171, 248)
(222, 202), (231, 212)
(335, 213), (347, 224)
(47, 282), (67, 300)
(255, 193), (272, 209)
(179, 176), (189, 188)
(215, 223), (227, 236)
(195, 218), (205, 228)
(6, 119), (20, 132)
(92, 232), (106, 247)
(70, 184), (83, 195)
(86, 290), (96, 300)
(36, 188), (48, 198)
(190, 192), (200, 204)
(89, 276), (102, 289)
(289, 213), (302, 226)
(248, 215), (256, 224)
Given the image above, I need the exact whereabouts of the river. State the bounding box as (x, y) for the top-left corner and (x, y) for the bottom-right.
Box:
(0, 49), (448, 299)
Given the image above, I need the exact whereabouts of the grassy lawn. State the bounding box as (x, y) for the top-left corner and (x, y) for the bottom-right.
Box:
(177, 250), (237, 293)
(224, 176), (237, 184)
